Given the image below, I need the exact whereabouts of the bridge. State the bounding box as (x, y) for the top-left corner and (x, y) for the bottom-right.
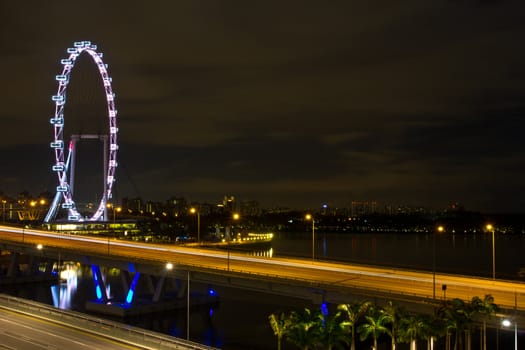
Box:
(1, 224), (525, 326)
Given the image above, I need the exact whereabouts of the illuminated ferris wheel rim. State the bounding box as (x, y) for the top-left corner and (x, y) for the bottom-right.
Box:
(50, 41), (118, 222)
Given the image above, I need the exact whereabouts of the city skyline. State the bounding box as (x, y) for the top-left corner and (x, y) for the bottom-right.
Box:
(1, 2), (525, 213)
(0, 187), (505, 217)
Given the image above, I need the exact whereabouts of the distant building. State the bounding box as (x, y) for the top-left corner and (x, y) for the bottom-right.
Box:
(350, 201), (378, 216)
(166, 196), (187, 217)
(122, 197), (142, 212)
(240, 200), (261, 216)
(222, 195), (236, 212)
(264, 207), (293, 214)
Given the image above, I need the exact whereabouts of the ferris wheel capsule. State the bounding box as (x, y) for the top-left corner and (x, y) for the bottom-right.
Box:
(50, 141), (64, 149)
(52, 164), (65, 172)
(52, 94), (64, 102)
(55, 75), (68, 82)
(56, 185), (68, 192)
(50, 117), (64, 125)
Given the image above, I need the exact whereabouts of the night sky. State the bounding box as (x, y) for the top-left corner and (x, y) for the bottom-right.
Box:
(1, 1), (525, 212)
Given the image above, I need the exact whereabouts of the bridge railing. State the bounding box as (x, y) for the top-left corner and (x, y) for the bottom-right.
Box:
(0, 293), (218, 350)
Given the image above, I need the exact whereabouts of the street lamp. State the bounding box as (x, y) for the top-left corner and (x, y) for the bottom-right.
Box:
(227, 213), (240, 271)
(486, 224), (496, 279)
(113, 206), (121, 224)
(190, 207), (200, 242)
(1, 199), (6, 224)
(305, 214), (315, 261)
(434, 225), (444, 299)
(231, 212), (240, 240)
(57, 250), (62, 307)
(165, 262), (188, 339)
(502, 319), (518, 350)
(106, 203), (121, 224)
(187, 270), (190, 340)
(106, 204), (121, 255)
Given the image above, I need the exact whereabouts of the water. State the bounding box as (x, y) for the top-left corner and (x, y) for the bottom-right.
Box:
(3, 231), (525, 349)
(272, 231), (525, 279)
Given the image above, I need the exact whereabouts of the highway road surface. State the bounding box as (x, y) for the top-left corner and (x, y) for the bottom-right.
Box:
(0, 307), (141, 350)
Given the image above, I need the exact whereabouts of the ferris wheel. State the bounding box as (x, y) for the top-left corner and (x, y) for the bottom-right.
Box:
(44, 41), (118, 222)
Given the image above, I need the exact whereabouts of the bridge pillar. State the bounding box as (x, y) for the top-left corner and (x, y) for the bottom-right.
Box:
(176, 278), (188, 299)
(45, 260), (54, 276)
(124, 272), (140, 304)
(28, 255), (41, 275)
(152, 276), (165, 302)
(121, 270), (131, 291)
(7, 252), (20, 277)
(144, 274), (156, 295)
(123, 272), (189, 303)
(91, 265), (108, 303)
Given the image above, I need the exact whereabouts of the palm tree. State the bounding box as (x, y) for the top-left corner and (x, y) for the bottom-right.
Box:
(269, 312), (290, 350)
(399, 313), (426, 350)
(419, 313), (444, 350)
(285, 308), (323, 350)
(358, 306), (390, 350)
(459, 299), (478, 350)
(471, 294), (498, 350)
(382, 300), (404, 350)
(438, 298), (475, 350)
(319, 310), (350, 350)
(338, 301), (372, 350)
(438, 299), (461, 350)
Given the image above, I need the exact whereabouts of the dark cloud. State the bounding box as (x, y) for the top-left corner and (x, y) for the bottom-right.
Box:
(1, 1), (525, 212)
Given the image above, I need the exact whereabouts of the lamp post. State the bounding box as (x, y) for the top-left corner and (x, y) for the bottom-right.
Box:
(106, 203), (121, 224)
(190, 207), (200, 242)
(113, 206), (121, 224)
(1, 199), (6, 224)
(57, 250), (61, 307)
(166, 262), (188, 339)
(232, 212), (240, 239)
(187, 270), (190, 340)
(486, 224), (495, 279)
(305, 214), (315, 261)
(502, 319), (517, 350)
(227, 213), (240, 271)
(106, 204), (121, 255)
(434, 225), (444, 299)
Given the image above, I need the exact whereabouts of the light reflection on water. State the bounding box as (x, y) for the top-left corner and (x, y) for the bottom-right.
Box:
(247, 247), (273, 258)
(51, 262), (79, 309)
